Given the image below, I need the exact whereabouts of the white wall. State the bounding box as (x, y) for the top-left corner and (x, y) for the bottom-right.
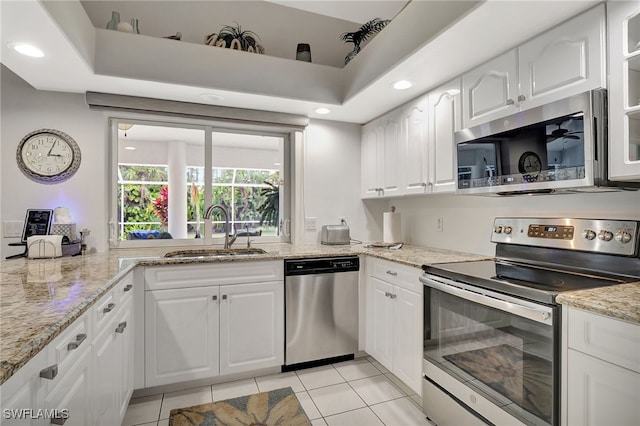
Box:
(1, 66), (109, 257)
(381, 191), (640, 256)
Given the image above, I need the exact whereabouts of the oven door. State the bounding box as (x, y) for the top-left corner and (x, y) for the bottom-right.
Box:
(420, 274), (559, 426)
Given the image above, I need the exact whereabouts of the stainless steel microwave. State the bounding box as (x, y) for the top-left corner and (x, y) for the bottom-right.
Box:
(455, 89), (637, 195)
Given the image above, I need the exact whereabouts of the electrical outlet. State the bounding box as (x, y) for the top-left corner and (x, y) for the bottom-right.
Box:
(436, 217), (444, 232)
(305, 217), (317, 231)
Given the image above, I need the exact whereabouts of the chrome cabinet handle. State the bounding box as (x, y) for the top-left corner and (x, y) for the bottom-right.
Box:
(123, 284), (133, 292)
(51, 415), (67, 425)
(517, 94), (526, 102)
(67, 333), (87, 351)
(389, 293), (397, 299)
(39, 364), (58, 380)
(420, 182), (427, 187)
(103, 303), (116, 313)
(212, 295), (218, 301)
(384, 292), (391, 298)
(386, 270), (398, 276)
(222, 294), (228, 300)
(506, 99), (515, 105)
(115, 321), (127, 333)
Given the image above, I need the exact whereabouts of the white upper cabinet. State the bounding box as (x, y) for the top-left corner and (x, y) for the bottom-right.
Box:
(361, 109), (402, 198)
(401, 94), (430, 195)
(518, 3), (605, 110)
(462, 4), (605, 129)
(428, 79), (461, 194)
(608, 1), (640, 182)
(462, 50), (519, 128)
(361, 121), (382, 198)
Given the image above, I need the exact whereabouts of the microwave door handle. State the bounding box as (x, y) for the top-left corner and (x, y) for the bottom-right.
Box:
(420, 276), (553, 325)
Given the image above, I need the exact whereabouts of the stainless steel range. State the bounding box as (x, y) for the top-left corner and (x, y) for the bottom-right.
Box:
(420, 218), (640, 426)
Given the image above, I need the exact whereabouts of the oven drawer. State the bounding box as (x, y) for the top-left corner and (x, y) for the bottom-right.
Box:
(423, 360), (526, 426)
(567, 307), (640, 373)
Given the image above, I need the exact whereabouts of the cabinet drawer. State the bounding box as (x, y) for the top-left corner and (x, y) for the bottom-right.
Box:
(567, 308), (640, 373)
(145, 261), (284, 290)
(45, 311), (91, 389)
(368, 257), (422, 293)
(116, 271), (135, 305)
(94, 288), (119, 333)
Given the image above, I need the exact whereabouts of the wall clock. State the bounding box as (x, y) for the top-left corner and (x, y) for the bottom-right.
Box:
(16, 129), (81, 184)
(518, 151), (542, 182)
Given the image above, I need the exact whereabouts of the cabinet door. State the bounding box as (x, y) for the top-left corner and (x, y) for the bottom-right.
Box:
(428, 79), (460, 194)
(567, 349), (640, 426)
(608, 1), (640, 181)
(44, 346), (93, 426)
(393, 286), (423, 395)
(402, 96), (430, 194)
(366, 277), (395, 371)
(381, 111), (402, 196)
(219, 281), (284, 375)
(93, 316), (120, 426)
(0, 350), (46, 426)
(116, 299), (134, 423)
(361, 122), (381, 198)
(462, 49), (519, 128)
(145, 286), (220, 387)
(519, 4), (605, 111)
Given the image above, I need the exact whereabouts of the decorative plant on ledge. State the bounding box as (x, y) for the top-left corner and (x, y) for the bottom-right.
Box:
(340, 18), (391, 65)
(257, 180), (279, 228)
(205, 22), (265, 54)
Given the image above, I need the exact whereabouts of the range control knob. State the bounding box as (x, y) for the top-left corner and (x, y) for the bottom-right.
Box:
(598, 230), (614, 241)
(504, 226), (513, 235)
(494, 226), (503, 234)
(582, 229), (597, 240)
(615, 231), (632, 244)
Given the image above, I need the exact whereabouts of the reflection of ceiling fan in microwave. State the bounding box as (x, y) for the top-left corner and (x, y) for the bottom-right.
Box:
(546, 124), (583, 140)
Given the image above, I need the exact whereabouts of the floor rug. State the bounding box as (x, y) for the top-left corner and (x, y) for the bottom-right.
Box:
(444, 343), (552, 424)
(168, 386), (311, 426)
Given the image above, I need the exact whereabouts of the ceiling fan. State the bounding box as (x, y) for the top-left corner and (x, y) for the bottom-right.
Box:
(546, 124), (582, 141)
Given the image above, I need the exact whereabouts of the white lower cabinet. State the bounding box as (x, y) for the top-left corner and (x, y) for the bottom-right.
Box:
(144, 261), (284, 387)
(219, 282), (284, 375)
(365, 258), (423, 395)
(0, 350), (46, 426)
(43, 346), (93, 426)
(145, 286), (221, 387)
(563, 307), (640, 426)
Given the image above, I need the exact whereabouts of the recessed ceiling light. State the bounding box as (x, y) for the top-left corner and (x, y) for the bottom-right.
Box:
(314, 107), (331, 115)
(392, 80), (413, 90)
(200, 93), (225, 103)
(9, 43), (44, 58)
(124, 146), (136, 150)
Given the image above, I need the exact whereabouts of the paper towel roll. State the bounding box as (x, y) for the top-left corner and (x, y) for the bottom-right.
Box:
(383, 212), (401, 243)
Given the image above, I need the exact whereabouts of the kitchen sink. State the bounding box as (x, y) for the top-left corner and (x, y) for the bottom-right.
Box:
(164, 247), (267, 258)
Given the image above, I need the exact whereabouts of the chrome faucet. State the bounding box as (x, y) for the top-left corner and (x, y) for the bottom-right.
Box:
(203, 204), (237, 249)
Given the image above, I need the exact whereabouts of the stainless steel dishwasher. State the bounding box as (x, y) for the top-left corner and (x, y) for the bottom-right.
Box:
(284, 256), (359, 369)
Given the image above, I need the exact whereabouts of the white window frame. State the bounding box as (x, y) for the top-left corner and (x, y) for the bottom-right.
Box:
(109, 115), (293, 249)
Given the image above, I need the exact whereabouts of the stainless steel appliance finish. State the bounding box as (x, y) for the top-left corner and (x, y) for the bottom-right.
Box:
(284, 256), (359, 367)
(420, 217), (640, 426)
(455, 89), (639, 195)
(320, 220), (351, 245)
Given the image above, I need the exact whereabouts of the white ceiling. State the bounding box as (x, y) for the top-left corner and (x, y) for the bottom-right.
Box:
(0, 1), (599, 124)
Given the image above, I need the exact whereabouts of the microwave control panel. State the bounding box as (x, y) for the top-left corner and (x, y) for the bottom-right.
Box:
(491, 218), (638, 256)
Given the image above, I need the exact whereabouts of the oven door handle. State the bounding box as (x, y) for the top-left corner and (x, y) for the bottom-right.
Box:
(420, 275), (553, 325)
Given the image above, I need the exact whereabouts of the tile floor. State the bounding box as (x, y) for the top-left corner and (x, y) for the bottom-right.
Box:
(122, 357), (430, 426)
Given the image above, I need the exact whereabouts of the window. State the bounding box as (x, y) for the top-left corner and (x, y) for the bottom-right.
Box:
(110, 119), (289, 247)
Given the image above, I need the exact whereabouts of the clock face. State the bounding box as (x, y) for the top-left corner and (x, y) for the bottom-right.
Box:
(17, 129), (81, 184)
(518, 151), (542, 174)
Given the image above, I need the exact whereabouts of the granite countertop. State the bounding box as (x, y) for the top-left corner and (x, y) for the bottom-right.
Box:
(0, 243), (488, 385)
(556, 282), (640, 324)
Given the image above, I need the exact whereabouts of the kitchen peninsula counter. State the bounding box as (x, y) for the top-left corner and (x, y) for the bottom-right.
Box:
(0, 243), (486, 384)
